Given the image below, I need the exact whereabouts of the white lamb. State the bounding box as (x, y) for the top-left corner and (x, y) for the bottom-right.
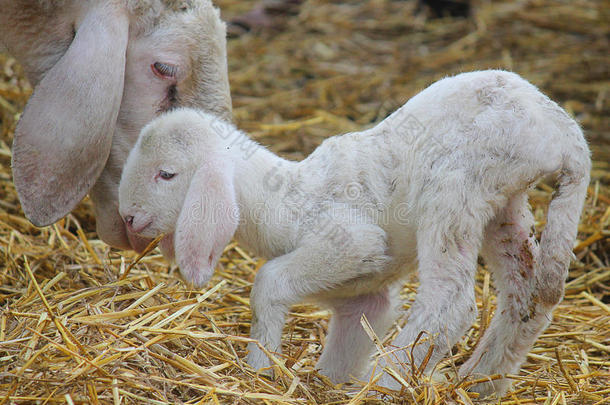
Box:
(118, 70), (590, 396)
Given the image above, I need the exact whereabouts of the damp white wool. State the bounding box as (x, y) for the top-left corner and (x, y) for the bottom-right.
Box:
(0, 0), (231, 251)
(118, 70), (590, 397)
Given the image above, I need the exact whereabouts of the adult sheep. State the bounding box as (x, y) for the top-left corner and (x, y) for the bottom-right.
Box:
(0, 0), (231, 251)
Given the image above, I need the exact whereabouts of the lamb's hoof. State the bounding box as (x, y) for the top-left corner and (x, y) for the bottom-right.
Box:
(375, 373), (404, 392)
(466, 378), (506, 399)
(458, 361), (509, 398)
(430, 368), (457, 384)
(315, 360), (355, 386)
(317, 369), (350, 385)
(245, 343), (274, 377)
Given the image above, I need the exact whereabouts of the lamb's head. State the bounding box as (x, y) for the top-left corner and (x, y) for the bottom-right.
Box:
(118, 110), (205, 238)
(119, 108), (239, 286)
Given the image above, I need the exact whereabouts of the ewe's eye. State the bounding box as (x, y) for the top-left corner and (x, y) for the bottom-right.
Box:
(158, 170), (176, 180)
(152, 62), (178, 79)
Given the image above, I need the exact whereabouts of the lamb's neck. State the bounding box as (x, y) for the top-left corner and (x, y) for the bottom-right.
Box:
(232, 145), (291, 202)
(227, 134), (298, 257)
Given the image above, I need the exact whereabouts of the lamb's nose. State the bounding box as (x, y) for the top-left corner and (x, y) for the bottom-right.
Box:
(124, 215), (134, 228)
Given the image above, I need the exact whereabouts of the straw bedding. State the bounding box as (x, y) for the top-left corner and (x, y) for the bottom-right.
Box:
(0, 0), (608, 403)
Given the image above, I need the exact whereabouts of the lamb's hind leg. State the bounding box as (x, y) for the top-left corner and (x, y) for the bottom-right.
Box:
(376, 213), (484, 390)
(459, 194), (550, 397)
(317, 288), (400, 383)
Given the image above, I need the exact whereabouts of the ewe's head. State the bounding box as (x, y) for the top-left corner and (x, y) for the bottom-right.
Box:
(120, 0), (232, 128)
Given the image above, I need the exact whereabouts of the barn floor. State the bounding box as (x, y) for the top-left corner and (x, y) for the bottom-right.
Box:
(0, 0), (608, 403)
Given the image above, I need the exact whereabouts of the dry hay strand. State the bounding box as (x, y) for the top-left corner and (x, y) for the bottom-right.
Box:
(1, 0), (609, 403)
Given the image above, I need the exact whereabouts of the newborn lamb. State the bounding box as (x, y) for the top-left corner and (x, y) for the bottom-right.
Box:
(118, 70), (590, 396)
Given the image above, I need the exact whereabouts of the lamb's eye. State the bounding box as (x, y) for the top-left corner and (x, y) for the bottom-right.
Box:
(152, 62), (178, 79)
(158, 170), (176, 180)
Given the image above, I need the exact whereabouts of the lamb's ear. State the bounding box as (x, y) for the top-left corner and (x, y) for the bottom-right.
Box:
(175, 159), (239, 287)
(12, 4), (129, 226)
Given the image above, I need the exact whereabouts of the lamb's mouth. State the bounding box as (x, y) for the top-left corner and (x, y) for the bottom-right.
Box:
(132, 220), (153, 235)
(125, 221), (157, 253)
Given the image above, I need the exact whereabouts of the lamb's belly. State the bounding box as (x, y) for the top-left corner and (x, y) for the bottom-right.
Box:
(383, 208), (418, 265)
(311, 258), (415, 303)
(310, 226), (418, 302)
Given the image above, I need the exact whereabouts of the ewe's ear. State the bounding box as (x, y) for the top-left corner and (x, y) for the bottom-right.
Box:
(12, 4), (129, 226)
(175, 158), (239, 287)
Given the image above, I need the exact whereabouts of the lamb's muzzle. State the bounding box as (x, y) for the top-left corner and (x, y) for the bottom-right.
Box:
(118, 70), (590, 397)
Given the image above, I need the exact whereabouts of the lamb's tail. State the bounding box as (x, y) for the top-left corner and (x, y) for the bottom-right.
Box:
(535, 131), (590, 307)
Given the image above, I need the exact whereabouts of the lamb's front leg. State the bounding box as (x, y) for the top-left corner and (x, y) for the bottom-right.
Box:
(245, 254), (296, 371)
(246, 224), (390, 377)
